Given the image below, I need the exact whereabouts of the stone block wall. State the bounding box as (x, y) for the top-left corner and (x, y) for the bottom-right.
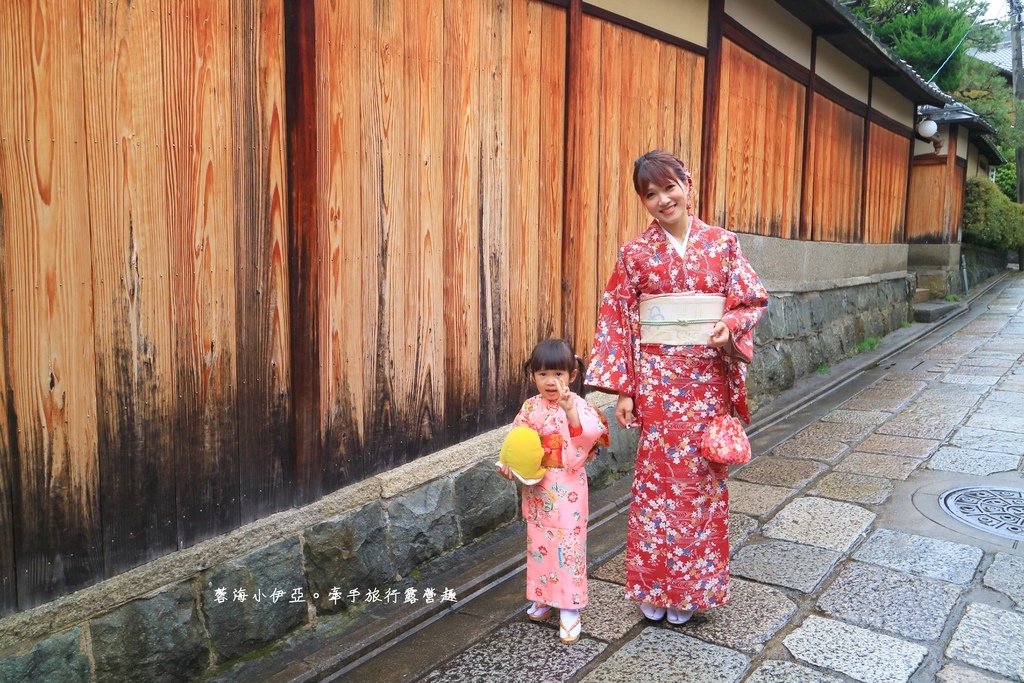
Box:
(746, 277), (913, 413)
(961, 243), (1007, 292)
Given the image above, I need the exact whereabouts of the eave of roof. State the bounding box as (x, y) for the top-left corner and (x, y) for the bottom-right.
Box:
(771, 0), (950, 105)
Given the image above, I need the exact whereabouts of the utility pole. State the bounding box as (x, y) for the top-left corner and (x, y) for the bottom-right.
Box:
(1011, 0), (1023, 203)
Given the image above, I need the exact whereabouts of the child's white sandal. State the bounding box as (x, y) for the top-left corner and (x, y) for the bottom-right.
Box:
(559, 610), (582, 644)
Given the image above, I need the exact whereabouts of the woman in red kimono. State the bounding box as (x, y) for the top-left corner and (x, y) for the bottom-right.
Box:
(586, 151), (767, 624)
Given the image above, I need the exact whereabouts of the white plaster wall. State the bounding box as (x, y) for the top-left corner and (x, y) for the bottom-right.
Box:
(957, 126), (968, 159)
(967, 144), (980, 177)
(588, 0), (709, 47)
(871, 79), (913, 127)
(724, 0), (811, 68)
(914, 138), (936, 156)
(815, 39), (870, 103)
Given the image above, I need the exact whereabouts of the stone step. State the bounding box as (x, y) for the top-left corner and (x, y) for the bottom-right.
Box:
(913, 300), (961, 322)
(913, 288), (931, 304)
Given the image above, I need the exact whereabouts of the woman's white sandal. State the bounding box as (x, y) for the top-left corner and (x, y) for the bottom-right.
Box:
(639, 602), (666, 621)
(666, 608), (693, 625)
(559, 611), (582, 644)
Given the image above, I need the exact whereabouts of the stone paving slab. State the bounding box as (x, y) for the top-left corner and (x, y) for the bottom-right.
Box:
(926, 446), (1022, 476)
(783, 616), (928, 683)
(591, 552), (626, 585)
(854, 434), (939, 459)
(919, 384), (987, 404)
(946, 603), (1024, 680)
(836, 452), (921, 480)
(875, 402), (971, 440)
(583, 579), (645, 642)
(763, 498), (875, 552)
(421, 622), (605, 682)
(965, 412), (1024, 434)
(947, 426), (1024, 456)
(728, 513), (758, 553)
(745, 660), (845, 683)
(984, 390), (1023, 404)
(730, 540), (841, 593)
(769, 438), (849, 463)
(727, 481), (794, 518)
(852, 529), (983, 585)
(733, 457), (827, 489)
(792, 421), (877, 443)
(580, 628), (749, 683)
(669, 578), (795, 654)
(816, 562), (960, 641)
(974, 399), (1024, 420)
(819, 409), (892, 426)
(998, 376), (1024, 392)
(983, 553), (1024, 610)
(941, 374), (1001, 386)
(935, 663), (1015, 683)
(807, 472), (894, 506)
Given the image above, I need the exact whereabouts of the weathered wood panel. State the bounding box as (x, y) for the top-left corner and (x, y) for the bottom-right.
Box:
(161, 0), (241, 545)
(232, 0), (293, 521)
(80, 0), (178, 575)
(905, 161), (949, 243)
(710, 40), (804, 238)
(442, 0), (484, 437)
(0, 0), (104, 607)
(864, 123), (910, 244)
(573, 15), (705, 357)
(804, 93), (864, 242)
(0, 191), (14, 614)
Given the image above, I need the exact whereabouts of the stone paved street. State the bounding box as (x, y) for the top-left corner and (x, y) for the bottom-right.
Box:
(216, 275), (1024, 683)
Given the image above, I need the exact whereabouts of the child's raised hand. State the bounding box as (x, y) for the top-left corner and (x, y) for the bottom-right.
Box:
(556, 378), (575, 412)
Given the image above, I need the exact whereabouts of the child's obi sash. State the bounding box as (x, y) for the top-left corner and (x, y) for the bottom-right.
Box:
(638, 293), (725, 346)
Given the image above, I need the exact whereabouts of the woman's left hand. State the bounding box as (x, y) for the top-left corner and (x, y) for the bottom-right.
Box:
(708, 321), (731, 348)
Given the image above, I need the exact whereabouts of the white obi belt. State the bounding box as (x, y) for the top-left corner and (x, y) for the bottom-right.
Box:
(638, 293), (725, 345)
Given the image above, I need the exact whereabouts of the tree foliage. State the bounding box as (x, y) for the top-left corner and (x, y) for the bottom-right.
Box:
(963, 177), (1024, 249)
(849, 0), (1001, 91)
(952, 56), (1024, 153)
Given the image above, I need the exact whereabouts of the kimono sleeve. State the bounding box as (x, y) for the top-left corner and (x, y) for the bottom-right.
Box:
(512, 399), (537, 429)
(585, 252), (639, 396)
(562, 395), (609, 472)
(719, 234), (768, 364)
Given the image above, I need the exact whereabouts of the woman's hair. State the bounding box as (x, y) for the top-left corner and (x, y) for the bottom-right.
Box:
(633, 150), (692, 196)
(523, 338), (585, 395)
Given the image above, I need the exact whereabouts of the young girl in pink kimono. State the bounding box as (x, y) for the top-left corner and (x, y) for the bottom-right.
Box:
(498, 339), (609, 644)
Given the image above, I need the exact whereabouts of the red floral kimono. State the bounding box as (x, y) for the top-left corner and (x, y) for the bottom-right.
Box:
(586, 218), (767, 611)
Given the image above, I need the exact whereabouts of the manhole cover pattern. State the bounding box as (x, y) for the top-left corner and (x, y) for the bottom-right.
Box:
(939, 487), (1024, 541)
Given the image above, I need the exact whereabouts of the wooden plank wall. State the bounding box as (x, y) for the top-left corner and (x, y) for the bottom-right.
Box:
(566, 15), (705, 357)
(709, 39), (804, 239)
(905, 160), (950, 243)
(804, 93), (865, 242)
(0, 0), (289, 610)
(864, 123), (910, 244)
(317, 0), (567, 480)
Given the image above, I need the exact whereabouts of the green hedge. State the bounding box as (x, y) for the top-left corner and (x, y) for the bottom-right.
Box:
(962, 177), (1024, 252)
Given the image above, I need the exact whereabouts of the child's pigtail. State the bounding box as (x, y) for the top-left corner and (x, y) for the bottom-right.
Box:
(571, 353), (586, 396)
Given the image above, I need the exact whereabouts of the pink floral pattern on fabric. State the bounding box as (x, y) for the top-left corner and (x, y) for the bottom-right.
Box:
(515, 393), (608, 609)
(585, 219), (767, 611)
(701, 414), (751, 465)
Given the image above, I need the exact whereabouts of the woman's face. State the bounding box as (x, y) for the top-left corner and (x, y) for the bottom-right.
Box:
(640, 175), (689, 230)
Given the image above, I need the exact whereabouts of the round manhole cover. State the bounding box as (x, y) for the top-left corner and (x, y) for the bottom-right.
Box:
(939, 487), (1024, 541)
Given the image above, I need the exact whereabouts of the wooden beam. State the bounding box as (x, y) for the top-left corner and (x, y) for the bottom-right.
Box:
(699, 0), (724, 218)
(561, 0), (583, 339)
(860, 75), (873, 243)
(799, 31), (818, 241)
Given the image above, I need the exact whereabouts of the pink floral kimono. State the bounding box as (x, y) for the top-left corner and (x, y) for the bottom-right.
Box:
(515, 393), (608, 609)
(586, 218), (767, 611)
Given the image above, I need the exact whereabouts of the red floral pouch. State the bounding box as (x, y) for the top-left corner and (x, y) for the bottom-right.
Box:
(701, 414), (751, 465)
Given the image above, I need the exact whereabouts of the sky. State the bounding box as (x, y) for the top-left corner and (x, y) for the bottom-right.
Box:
(982, 0), (1011, 23)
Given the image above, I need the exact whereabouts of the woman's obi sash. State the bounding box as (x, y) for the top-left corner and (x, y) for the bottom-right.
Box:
(638, 293), (725, 346)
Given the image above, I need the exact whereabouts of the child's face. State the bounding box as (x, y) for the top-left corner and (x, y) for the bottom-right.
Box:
(533, 368), (577, 401)
(641, 175), (690, 229)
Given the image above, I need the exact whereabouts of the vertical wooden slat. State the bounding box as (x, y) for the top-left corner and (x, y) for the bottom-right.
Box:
(700, 0), (725, 219)
(81, 0), (177, 575)
(0, 191), (16, 613)
(284, 0), (321, 504)
(479, 0), (513, 416)
(404, 0), (444, 449)
(163, 0), (241, 544)
(538, 3), (566, 344)
(597, 20), (620, 293)
(233, 0), (293, 523)
(321, 0), (365, 482)
(0, 0), (103, 607)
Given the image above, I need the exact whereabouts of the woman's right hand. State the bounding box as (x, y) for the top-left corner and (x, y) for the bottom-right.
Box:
(615, 394), (635, 429)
